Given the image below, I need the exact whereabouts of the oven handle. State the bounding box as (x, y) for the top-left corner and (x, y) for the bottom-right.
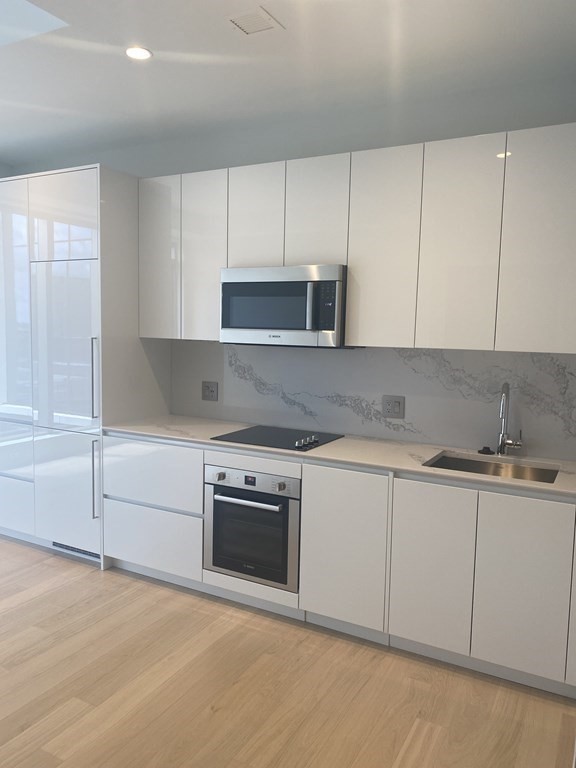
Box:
(213, 493), (282, 513)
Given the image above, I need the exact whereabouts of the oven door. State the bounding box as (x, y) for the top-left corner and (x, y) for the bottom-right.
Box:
(204, 484), (300, 592)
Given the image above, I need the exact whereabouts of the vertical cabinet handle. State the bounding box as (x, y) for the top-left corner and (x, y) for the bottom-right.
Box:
(91, 439), (100, 519)
(90, 337), (100, 420)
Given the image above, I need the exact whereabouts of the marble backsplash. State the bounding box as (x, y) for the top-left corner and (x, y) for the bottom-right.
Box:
(170, 340), (576, 461)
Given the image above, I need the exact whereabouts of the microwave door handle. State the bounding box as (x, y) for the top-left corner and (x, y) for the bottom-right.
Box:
(213, 494), (282, 513)
(305, 282), (314, 330)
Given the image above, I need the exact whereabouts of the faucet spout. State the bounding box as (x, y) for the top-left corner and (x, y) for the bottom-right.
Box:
(497, 382), (522, 455)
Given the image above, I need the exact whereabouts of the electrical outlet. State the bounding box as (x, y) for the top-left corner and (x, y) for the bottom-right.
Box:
(382, 395), (405, 419)
(202, 381), (219, 402)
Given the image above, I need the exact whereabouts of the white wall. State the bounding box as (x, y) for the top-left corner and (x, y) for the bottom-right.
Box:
(170, 340), (576, 461)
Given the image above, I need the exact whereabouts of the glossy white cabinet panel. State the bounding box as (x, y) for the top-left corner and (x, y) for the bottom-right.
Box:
(389, 479), (477, 655)
(472, 491), (574, 681)
(138, 175), (181, 339)
(104, 499), (203, 581)
(284, 153), (350, 266)
(299, 464), (388, 631)
(0, 476), (34, 535)
(181, 169), (228, 341)
(29, 168), (99, 262)
(347, 145), (423, 347)
(34, 427), (101, 554)
(496, 123), (576, 352)
(228, 162), (285, 267)
(0, 178), (32, 421)
(31, 260), (100, 431)
(103, 436), (203, 514)
(0, 420), (33, 481)
(416, 133), (506, 350)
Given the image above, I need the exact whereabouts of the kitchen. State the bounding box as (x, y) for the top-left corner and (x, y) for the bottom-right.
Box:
(2, 1), (576, 766)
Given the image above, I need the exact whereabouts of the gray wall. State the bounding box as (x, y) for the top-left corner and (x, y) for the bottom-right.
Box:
(171, 341), (576, 461)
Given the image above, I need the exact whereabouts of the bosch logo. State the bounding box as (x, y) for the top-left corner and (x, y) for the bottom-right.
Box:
(268, 334), (281, 338)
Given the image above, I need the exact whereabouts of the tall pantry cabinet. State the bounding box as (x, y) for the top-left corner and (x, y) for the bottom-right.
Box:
(0, 165), (166, 556)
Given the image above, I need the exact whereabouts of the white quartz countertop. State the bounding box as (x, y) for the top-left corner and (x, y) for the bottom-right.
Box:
(104, 415), (576, 500)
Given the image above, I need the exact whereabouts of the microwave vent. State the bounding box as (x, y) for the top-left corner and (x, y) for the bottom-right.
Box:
(229, 7), (285, 35)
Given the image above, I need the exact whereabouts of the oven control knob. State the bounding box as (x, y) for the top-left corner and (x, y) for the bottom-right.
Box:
(295, 440), (304, 449)
(273, 481), (287, 492)
(311, 434), (319, 443)
(303, 436), (312, 445)
(216, 471), (227, 482)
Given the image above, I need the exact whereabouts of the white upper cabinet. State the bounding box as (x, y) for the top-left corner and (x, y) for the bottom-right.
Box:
(0, 178), (32, 421)
(139, 175), (181, 339)
(471, 491), (574, 682)
(284, 153), (350, 266)
(228, 162), (285, 267)
(29, 168), (99, 261)
(415, 133), (506, 350)
(389, 479), (477, 655)
(496, 123), (576, 353)
(181, 169), (228, 341)
(347, 144), (423, 347)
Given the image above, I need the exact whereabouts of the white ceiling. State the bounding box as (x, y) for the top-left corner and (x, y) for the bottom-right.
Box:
(2, 0), (576, 172)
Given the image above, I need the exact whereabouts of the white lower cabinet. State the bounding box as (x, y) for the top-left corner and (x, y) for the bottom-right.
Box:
(104, 499), (203, 582)
(389, 479), (477, 655)
(34, 428), (101, 554)
(0, 476), (34, 535)
(299, 464), (388, 631)
(471, 491), (575, 682)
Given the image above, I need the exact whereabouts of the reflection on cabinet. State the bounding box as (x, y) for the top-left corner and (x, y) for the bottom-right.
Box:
(104, 499), (203, 581)
(29, 168), (99, 262)
(496, 123), (576, 353)
(415, 133), (506, 350)
(34, 428), (101, 555)
(347, 144), (423, 347)
(228, 162), (285, 267)
(0, 476), (34, 535)
(181, 169), (228, 341)
(299, 464), (388, 631)
(0, 420), (33, 480)
(389, 479), (477, 655)
(31, 260), (100, 432)
(139, 175), (181, 339)
(471, 491), (574, 681)
(103, 436), (203, 514)
(284, 153), (350, 266)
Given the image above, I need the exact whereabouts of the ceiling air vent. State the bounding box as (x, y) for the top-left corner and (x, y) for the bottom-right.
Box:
(229, 6), (285, 35)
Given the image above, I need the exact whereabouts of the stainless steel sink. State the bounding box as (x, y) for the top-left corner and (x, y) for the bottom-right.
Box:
(424, 452), (559, 484)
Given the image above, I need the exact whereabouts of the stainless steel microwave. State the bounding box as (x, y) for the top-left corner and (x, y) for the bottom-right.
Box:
(220, 264), (347, 347)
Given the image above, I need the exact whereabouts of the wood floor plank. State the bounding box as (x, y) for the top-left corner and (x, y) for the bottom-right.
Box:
(0, 537), (575, 768)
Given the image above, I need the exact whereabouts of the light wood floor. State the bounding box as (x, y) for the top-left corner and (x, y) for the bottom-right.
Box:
(0, 537), (575, 768)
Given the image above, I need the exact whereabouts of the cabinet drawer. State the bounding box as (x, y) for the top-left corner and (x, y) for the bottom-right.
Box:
(104, 499), (203, 582)
(103, 437), (203, 514)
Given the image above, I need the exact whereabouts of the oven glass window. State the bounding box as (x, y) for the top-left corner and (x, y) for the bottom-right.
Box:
(212, 488), (289, 585)
(222, 282), (308, 330)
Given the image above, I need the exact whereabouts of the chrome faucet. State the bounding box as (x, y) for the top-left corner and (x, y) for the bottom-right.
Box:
(497, 383), (522, 455)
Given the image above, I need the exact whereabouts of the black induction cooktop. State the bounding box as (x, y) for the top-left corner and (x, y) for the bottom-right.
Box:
(211, 425), (344, 452)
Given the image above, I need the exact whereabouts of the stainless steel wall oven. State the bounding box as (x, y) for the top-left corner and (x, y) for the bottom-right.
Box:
(204, 464), (301, 592)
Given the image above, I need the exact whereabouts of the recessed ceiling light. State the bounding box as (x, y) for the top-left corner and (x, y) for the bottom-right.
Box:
(126, 46), (153, 60)
(496, 152), (512, 158)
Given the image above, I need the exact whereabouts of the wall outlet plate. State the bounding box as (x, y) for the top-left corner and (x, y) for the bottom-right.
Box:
(202, 381), (219, 402)
(382, 395), (405, 419)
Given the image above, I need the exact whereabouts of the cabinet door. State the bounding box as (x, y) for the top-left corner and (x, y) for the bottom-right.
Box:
(389, 479), (477, 655)
(472, 491), (574, 681)
(181, 169), (228, 341)
(104, 499), (203, 581)
(103, 436), (203, 514)
(415, 133), (506, 350)
(299, 464), (388, 631)
(496, 123), (576, 352)
(31, 260), (100, 431)
(29, 168), (99, 262)
(0, 476), (34, 535)
(0, 178), (32, 421)
(228, 162), (285, 267)
(139, 175), (181, 339)
(34, 428), (101, 554)
(284, 154), (350, 266)
(347, 145), (423, 347)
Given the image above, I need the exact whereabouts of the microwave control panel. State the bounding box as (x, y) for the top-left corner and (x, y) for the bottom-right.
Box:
(317, 281), (338, 330)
